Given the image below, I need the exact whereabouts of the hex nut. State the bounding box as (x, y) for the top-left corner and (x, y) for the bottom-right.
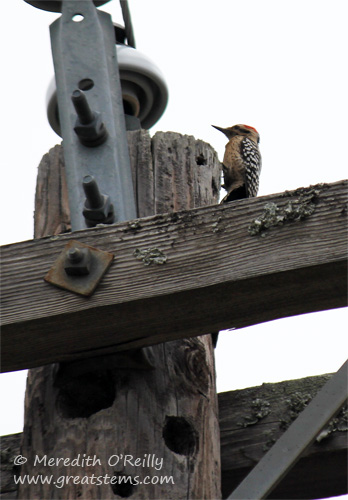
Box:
(74, 112), (108, 147)
(64, 247), (92, 276)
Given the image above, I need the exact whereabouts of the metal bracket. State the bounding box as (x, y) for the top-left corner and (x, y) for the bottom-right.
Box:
(44, 240), (114, 296)
(50, 0), (137, 232)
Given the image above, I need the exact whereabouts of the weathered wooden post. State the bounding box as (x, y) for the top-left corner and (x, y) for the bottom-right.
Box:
(17, 2), (221, 494)
(18, 130), (222, 499)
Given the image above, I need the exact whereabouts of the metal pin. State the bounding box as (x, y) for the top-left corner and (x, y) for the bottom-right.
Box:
(71, 89), (95, 124)
(83, 175), (104, 208)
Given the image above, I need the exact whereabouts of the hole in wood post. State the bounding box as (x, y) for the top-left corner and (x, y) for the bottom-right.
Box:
(56, 371), (115, 419)
(162, 416), (198, 456)
(196, 153), (207, 165)
(110, 474), (136, 497)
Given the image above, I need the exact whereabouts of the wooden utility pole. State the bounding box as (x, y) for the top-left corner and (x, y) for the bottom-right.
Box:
(18, 130), (222, 499)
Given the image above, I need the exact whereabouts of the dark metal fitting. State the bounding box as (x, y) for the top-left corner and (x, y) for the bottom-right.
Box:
(23, 1), (111, 13)
(64, 246), (92, 276)
(71, 90), (108, 147)
(82, 175), (115, 227)
(45, 240), (114, 296)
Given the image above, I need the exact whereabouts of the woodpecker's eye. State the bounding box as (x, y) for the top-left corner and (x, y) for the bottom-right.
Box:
(234, 126), (244, 133)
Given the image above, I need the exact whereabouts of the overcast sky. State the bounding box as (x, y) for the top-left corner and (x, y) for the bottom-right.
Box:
(1, 2), (347, 478)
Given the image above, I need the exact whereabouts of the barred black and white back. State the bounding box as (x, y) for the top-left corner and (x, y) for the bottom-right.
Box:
(241, 137), (262, 197)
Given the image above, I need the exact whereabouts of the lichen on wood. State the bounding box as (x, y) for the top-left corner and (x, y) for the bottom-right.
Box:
(248, 184), (326, 236)
(133, 247), (167, 265)
(238, 398), (271, 427)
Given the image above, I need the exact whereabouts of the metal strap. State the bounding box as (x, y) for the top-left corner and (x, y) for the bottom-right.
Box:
(120, 0), (136, 47)
(50, 0), (137, 231)
(228, 359), (348, 499)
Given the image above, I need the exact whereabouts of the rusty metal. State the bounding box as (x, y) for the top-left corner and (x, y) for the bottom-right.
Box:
(45, 240), (114, 296)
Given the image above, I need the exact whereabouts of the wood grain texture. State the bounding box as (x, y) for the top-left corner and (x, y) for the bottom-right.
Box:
(3, 375), (346, 499)
(16, 131), (222, 500)
(0, 433), (21, 499)
(33, 144), (71, 238)
(219, 375), (348, 499)
(1, 180), (347, 373)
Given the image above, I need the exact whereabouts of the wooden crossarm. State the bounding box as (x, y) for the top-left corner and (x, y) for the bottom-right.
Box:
(1, 180), (347, 373)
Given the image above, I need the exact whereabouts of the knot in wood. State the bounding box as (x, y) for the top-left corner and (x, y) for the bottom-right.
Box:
(173, 338), (210, 396)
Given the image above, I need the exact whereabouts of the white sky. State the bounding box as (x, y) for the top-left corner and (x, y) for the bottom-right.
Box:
(1, 3), (347, 493)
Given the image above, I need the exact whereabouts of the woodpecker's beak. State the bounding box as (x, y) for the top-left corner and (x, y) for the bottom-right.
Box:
(211, 125), (226, 133)
(212, 125), (232, 139)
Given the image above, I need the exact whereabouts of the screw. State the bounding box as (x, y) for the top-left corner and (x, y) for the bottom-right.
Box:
(83, 175), (104, 208)
(71, 89), (95, 125)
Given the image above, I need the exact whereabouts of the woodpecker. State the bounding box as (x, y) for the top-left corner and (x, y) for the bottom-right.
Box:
(210, 124), (262, 347)
(212, 124), (262, 203)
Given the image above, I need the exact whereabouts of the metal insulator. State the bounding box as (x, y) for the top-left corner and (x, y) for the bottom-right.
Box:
(47, 34), (168, 135)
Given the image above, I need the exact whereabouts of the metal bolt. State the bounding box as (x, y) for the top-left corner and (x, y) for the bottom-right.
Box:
(67, 246), (84, 263)
(72, 90), (108, 147)
(83, 175), (104, 208)
(71, 89), (95, 124)
(64, 245), (91, 276)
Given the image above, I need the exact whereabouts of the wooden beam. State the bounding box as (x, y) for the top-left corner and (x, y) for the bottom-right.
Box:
(219, 374), (348, 499)
(2, 375), (347, 499)
(1, 180), (347, 372)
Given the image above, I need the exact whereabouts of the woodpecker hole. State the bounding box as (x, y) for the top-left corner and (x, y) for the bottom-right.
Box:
(196, 154), (207, 165)
(162, 416), (198, 456)
(110, 474), (136, 497)
(56, 371), (115, 419)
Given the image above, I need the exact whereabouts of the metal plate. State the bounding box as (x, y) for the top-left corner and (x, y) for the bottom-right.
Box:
(44, 240), (114, 296)
(23, 0), (111, 13)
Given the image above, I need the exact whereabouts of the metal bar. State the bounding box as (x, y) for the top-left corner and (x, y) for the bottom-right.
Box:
(120, 0), (136, 47)
(50, 0), (137, 231)
(228, 359), (348, 500)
